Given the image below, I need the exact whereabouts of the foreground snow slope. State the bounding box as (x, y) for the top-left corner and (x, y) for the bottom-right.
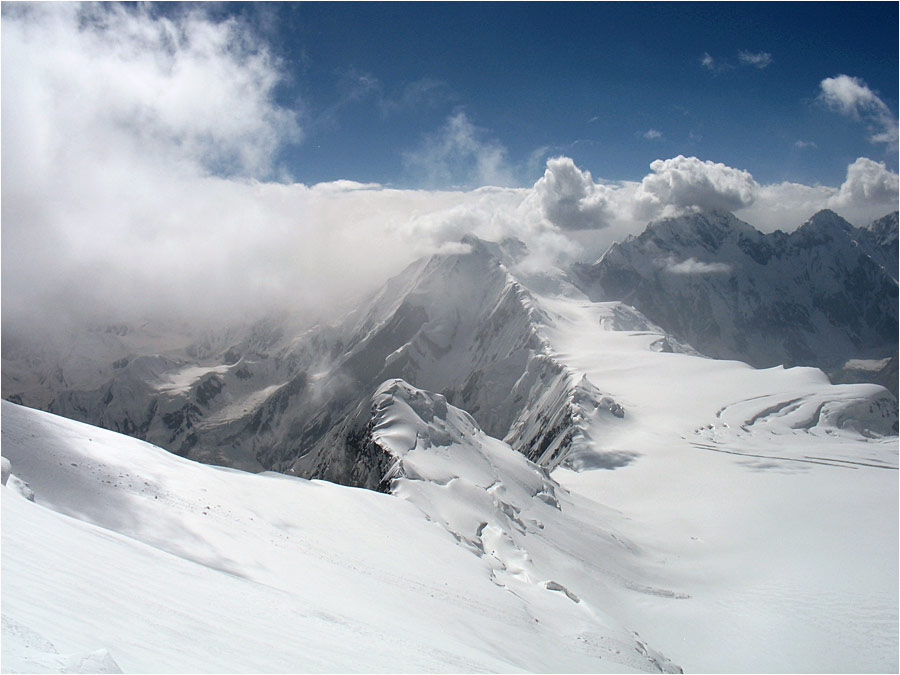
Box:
(531, 289), (898, 673)
(1, 400), (678, 674)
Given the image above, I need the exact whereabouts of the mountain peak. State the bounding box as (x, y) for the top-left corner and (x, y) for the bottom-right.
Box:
(458, 234), (528, 266)
(797, 209), (855, 241)
(640, 209), (758, 253)
(867, 211), (898, 244)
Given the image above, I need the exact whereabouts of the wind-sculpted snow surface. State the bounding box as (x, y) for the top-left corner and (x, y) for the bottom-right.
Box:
(1, 400), (682, 673)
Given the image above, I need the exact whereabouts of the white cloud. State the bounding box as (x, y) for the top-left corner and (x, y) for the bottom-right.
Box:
(642, 129), (664, 140)
(737, 51), (773, 69)
(819, 74), (898, 148)
(702, 50), (771, 74)
(634, 155), (760, 216)
(531, 157), (614, 230)
(1, 4), (896, 340)
(380, 78), (455, 115)
(1, 3), (300, 178)
(401, 111), (515, 188)
(829, 157), (899, 207)
(737, 157), (898, 231)
(700, 52), (724, 72)
(794, 140), (817, 149)
(663, 257), (733, 275)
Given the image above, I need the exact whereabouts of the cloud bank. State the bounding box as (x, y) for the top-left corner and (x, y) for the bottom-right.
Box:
(2, 4), (897, 339)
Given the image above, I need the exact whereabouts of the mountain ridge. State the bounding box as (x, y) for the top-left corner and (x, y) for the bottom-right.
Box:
(572, 209), (898, 394)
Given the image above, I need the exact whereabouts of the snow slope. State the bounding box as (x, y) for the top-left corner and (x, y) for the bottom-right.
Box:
(1, 400), (680, 674)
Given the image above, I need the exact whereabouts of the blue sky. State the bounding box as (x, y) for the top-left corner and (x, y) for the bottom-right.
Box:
(197, 2), (900, 188)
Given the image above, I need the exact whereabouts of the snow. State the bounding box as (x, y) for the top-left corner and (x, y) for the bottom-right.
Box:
(1, 400), (680, 674)
(530, 290), (898, 673)
(2, 228), (897, 674)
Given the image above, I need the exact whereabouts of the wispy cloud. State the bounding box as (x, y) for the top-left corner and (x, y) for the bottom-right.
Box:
(701, 50), (773, 74)
(379, 77), (456, 116)
(401, 111), (515, 188)
(700, 52), (731, 74)
(737, 50), (773, 69)
(794, 140), (817, 149)
(313, 71), (455, 133)
(818, 74), (898, 149)
(641, 129), (664, 140)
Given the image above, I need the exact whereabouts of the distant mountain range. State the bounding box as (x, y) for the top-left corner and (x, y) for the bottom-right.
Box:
(573, 209), (898, 396)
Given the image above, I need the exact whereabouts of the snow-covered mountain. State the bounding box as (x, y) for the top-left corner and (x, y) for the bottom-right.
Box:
(4, 320), (897, 671)
(4, 205), (899, 671)
(572, 209), (898, 394)
(6, 236), (624, 486)
(859, 210), (899, 282)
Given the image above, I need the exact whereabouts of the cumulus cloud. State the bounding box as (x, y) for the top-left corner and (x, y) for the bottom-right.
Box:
(819, 74), (898, 148)
(531, 157), (614, 230)
(634, 155), (759, 216)
(829, 157), (899, 207)
(737, 50), (773, 69)
(401, 111), (515, 188)
(663, 257), (733, 275)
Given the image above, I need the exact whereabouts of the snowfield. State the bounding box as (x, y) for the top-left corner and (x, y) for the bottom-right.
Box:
(531, 291), (898, 673)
